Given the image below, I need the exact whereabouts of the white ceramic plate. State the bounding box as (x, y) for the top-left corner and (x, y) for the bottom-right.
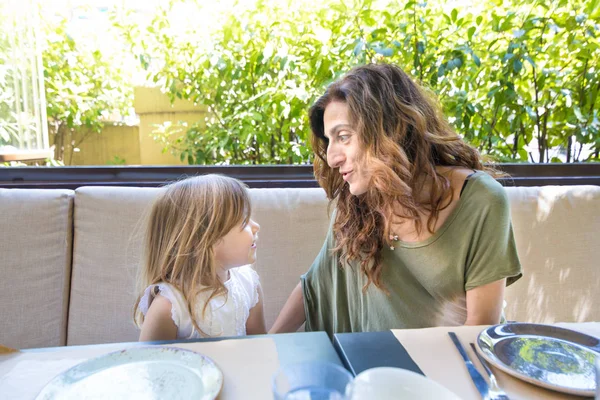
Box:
(346, 367), (461, 400)
(477, 323), (600, 397)
(35, 346), (223, 400)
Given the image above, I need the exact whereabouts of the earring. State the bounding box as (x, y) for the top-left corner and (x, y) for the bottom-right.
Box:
(389, 234), (399, 250)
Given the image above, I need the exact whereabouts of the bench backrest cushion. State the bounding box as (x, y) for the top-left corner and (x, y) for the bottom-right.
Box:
(504, 185), (600, 323)
(0, 189), (73, 348)
(67, 187), (157, 345)
(66, 184), (599, 345)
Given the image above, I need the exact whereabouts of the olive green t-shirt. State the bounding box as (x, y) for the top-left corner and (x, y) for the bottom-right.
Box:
(301, 171), (522, 336)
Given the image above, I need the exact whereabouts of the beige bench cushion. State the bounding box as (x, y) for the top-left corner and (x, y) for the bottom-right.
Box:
(67, 184), (599, 346)
(67, 186), (330, 345)
(0, 189), (73, 349)
(505, 185), (600, 323)
(249, 188), (329, 329)
(68, 187), (158, 345)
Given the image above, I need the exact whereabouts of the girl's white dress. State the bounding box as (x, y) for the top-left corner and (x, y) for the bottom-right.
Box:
(139, 265), (260, 338)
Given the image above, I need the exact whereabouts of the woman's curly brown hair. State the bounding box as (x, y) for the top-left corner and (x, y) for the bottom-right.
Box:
(309, 63), (490, 290)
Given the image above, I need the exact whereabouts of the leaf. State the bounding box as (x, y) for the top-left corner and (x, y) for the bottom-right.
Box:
(468, 26), (476, 40)
(353, 40), (365, 56)
(370, 28), (387, 39)
(523, 55), (536, 68)
(451, 8), (458, 22)
(518, 148), (528, 160)
(375, 47), (394, 57)
(513, 29), (525, 38)
(502, 53), (515, 62)
(587, 0), (600, 18)
(573, 106), (586, 122)
(513, 59), (523, 73)
(437, 64), (446, 77)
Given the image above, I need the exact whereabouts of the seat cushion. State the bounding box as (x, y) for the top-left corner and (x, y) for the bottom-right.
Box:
(0, 189), (73, 348)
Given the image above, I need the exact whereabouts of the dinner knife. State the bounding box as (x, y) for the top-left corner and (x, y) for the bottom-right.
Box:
(448, 332), (489, 399)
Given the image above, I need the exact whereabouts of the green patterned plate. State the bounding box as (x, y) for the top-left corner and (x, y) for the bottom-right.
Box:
(476, 323), (599, 397)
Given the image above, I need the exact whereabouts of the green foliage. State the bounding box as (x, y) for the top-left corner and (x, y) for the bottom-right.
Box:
(0, 7), (45, 150)
(117, 0), (600, 164)
(0, 13), (16, 146)
(43, 15), (132, 164)
(106, 155), (127, 165)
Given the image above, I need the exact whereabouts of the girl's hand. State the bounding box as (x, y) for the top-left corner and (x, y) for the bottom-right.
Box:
(139, 295), (178, 342)
(246, 283), (267, 335)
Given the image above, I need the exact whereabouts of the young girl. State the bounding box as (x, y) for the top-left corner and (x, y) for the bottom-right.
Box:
(134, 174), (266, 341)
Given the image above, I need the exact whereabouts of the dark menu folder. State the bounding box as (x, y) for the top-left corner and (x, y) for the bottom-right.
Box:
(333, 331), (424, 376)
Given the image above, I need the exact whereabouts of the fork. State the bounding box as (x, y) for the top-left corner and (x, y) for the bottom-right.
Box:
(469, 343), (510, 400)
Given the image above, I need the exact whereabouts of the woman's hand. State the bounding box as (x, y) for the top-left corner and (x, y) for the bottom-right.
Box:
(269, 283), (306, 333)
(464, 278), (506, 326)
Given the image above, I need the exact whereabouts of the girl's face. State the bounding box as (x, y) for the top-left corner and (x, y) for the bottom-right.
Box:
(323, 101), (371, 196)
(214, 218), (260, 273)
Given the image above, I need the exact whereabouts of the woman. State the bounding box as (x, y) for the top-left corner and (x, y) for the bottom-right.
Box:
(270, 63), (522, 336)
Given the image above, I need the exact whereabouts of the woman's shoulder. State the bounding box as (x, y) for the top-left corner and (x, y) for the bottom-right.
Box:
(468, 170), (506, 196)
(458, 170), (510, 211)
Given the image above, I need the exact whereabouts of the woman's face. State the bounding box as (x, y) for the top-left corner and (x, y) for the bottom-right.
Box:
(323, 101), (370, 196)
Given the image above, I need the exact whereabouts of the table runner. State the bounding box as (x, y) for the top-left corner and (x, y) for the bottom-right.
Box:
(392, 322), (600, 400)
(0, 337), (279, 400)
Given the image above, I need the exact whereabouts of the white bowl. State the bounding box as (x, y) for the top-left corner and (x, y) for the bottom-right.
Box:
(346, 367), (461, 400)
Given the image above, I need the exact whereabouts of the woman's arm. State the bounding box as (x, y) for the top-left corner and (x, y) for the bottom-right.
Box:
(246, 284), (267, 335)
(269, 282), (306, 333)
(138, 295), (178, 341)
(464, 278), (506, 325)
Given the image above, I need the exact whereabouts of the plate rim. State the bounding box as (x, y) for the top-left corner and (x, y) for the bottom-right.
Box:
(476, 323), (599, 397)
(35, 345), (223, 400)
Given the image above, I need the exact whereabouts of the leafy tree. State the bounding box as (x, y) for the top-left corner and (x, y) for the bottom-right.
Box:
(117, 0), (599, 164)
(115, 0), (361, 164)
(43, 15), (132, 164)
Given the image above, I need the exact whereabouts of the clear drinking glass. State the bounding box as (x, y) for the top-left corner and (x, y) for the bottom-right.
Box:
(272, 361), (353, 400)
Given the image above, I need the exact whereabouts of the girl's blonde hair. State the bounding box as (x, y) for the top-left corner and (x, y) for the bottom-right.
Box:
(133, 174), (251, 336)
